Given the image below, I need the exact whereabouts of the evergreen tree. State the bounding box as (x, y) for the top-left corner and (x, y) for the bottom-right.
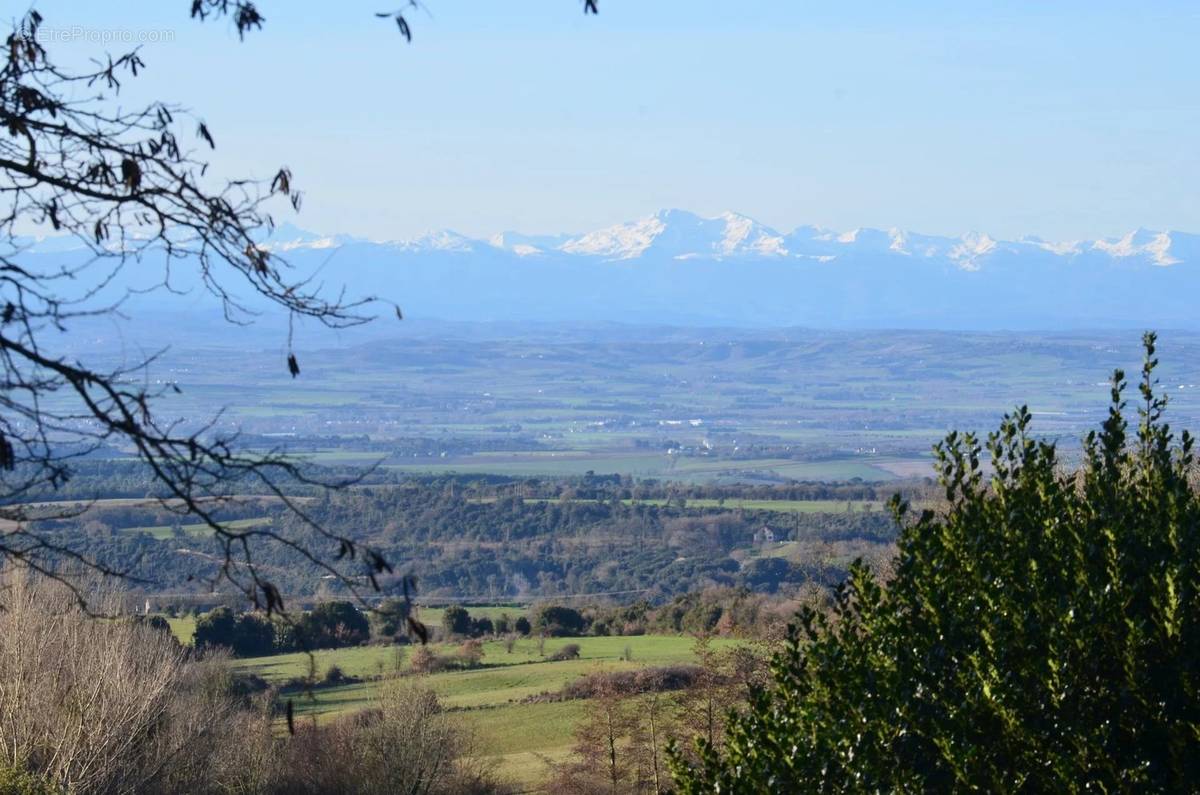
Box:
(672, 333), (1200, 793)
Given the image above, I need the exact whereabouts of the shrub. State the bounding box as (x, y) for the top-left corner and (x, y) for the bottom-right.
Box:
(672, 334), (1200, 792)
(514, 616), (531, 636)
(270, 682), (501, 795)
(456, 639), (485, 668)
(409, 642), (485, 674)
(138, 614), (173, 634)
(0, 764), (56, 795)
(0, 574), (257, 794)
(409, 646), (442, 675)
(547, 643), (581, 662)
(562, 664), (703, 699)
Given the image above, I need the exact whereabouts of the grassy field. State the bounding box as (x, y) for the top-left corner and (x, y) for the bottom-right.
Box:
(122, 516), (271, 540)
(232, 633), (737, 789)
(381, 453), (900, 482)
(167, 615), (196, 643)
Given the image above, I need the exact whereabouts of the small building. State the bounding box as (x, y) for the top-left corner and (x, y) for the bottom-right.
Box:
(753, 526), (777, 545)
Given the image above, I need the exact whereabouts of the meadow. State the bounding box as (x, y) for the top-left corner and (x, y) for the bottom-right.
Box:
(468, 496), (886, 513)
(226, 633), (741, 790)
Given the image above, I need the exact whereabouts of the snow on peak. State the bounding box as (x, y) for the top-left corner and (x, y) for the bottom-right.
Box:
(948, 232), (998, 270)
(715, 211), (788, 256)
(489, 231), (573, 256)
(1021, 236), (1083, 257)
(886, 229), (958, 258)
(1092, 229), (1180, 266)
(559, 209), (787, 260)
(261, 223), (361, 252)
(560, 213), (668, 259)
(270, 235), (351, 252)
(393, 230), (477, 253)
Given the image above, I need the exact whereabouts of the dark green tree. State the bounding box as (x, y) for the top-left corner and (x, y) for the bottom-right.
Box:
(441, 605), (472, 637)
(370, 596), (411, 640)
(672, 333), (1200, 793)
(193, 606), (275, 656)
(297, 601), (370, 649)
(192, 606), (238, 651)
(534, 604), (587, 637)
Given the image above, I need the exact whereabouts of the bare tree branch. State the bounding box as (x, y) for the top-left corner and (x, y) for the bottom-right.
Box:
(0, 11), (403, 617)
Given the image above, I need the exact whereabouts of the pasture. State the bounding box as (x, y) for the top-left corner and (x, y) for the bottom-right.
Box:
(231, 633), (739, 789)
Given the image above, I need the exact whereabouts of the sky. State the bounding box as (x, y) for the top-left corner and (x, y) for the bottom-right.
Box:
(26, 1), (1200, 242)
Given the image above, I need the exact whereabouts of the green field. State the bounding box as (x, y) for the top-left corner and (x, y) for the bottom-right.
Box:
(167, 615), (196, 643)
(381, 453), (900, 482)
(232, 633), (736, 789)
(525, 497), (884, 513)
(123, 516), (272, 540)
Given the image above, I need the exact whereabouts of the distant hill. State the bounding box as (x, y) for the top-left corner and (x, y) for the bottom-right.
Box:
(18, 209), (1200, 330)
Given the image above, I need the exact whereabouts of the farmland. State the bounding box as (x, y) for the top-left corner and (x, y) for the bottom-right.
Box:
(225, 633), (745, 790)
(72, 324), (1200, 487)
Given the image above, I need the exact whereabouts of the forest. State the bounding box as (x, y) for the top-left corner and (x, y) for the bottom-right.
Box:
(16, 469), (914, 603)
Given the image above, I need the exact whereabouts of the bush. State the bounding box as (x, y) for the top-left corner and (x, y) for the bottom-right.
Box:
(547, 643), (581, 662)
(561, 664), (702, 699)
(410, 641), (486, 674)
(456, 639), (485, 667)
(0, 764), (56, 795)
(671, 334), (1200, 792)
(409, 645), (442, 674)
(514, 616), (531, 636)
(0, 574), (257, 794)
(138, 614), (173, 634)
(270, 682), (503, 795)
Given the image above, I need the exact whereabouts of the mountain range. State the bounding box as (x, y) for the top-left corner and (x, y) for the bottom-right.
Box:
(19, 209), (1200, 331)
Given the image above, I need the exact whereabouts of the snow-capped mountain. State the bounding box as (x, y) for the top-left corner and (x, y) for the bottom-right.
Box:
(488, 231), (572, 256)
(262, 222), (362, 252)
(559, 209), (788, 260)
(17, 210), (1200, 330)
(339, 208), (1198, 274)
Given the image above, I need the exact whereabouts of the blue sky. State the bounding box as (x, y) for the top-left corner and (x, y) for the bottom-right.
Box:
(29, 1), (1200, 241)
